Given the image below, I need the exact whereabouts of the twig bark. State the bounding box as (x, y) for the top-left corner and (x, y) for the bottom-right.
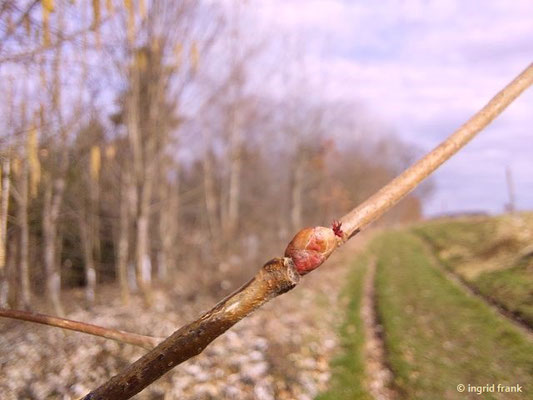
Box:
(83, 258), (299, 399)
(79, 62), (532, 399)
(0, 309), (161, 350)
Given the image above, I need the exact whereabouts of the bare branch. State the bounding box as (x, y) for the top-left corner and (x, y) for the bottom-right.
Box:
(83, 258), (299, 399)
(0, 18), (111, 64)
(0, 308), (161, 350)
(83, 63), (533, 399)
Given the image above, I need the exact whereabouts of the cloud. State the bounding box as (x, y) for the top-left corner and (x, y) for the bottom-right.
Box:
(249, 0), (533, 215)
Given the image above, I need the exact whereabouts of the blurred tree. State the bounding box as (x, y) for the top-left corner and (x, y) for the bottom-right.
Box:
(0, 0), (430, 313)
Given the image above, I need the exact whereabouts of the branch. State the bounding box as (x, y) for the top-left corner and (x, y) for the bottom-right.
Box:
(0, 309), (161, 350)
(83, 63), (533, 399)
(0, 18), (111, 64)
(84, 259), (299, 399)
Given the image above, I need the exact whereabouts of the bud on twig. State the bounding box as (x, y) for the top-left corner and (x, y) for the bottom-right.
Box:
(284, 221), (343, 275)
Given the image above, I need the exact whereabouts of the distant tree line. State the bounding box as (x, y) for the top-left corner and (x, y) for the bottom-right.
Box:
(0, 0), (428, 313)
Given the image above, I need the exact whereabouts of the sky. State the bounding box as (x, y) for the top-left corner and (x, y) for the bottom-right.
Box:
(246, 0), (533, 216)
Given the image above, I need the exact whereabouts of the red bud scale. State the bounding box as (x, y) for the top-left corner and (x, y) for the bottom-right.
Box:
(284, 221), (343, 275)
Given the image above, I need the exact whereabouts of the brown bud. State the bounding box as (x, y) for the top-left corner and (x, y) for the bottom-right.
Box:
(284, 226), (338, 275)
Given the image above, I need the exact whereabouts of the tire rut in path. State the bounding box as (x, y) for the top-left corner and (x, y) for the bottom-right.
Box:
(361, 259), (397, 400)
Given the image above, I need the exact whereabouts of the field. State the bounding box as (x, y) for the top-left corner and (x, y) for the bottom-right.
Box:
(322, 214), (533, 399)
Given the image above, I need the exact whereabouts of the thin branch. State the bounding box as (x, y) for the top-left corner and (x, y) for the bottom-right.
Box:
(81, 62), (533, 399)
(0, 18), (111, 64)
(0, 308), (161, 350)
(0, 0), (40, 45)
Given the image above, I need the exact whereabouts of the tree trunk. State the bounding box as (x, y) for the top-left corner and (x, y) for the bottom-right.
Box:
(157, 169), (177, 281)
(78, 214), (96, 307)
(43, 177), (65, 316)
(41, 9), (68, 316)
(157, 173), (169, 281)
(226, 109), (242, 239)
(126, 167), (138, 294)
(0, 157), (11, 307)
(126, 57), (154, 304)
(127, 65), (143, 190)
(136, 207), (152, 302)
(135, 139), (155, 303)
(6, 233), (17, 307)
(202, 136), (221, 258)
(90, 165), (101, 274)
(137, 122), (155, 303)
(117, 171), (131, 304)
(18, 158), (31, 309)
(157, 181), (168, 281)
